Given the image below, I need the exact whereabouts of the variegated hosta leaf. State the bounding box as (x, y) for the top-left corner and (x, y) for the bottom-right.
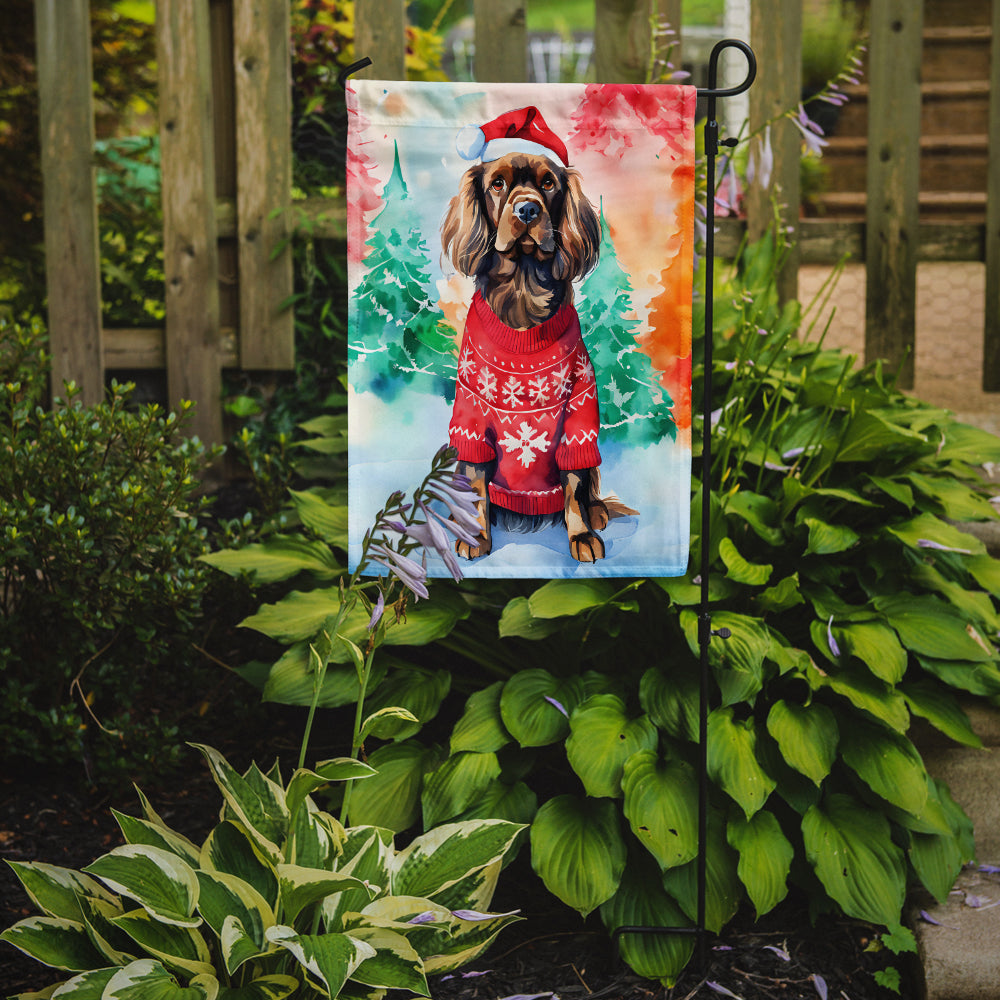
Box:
(77, 894), (136, 966)
(323, 829), (393, 931)
(102, 958), (218, 999)
(190, 745), (287, 863)
(424, 859), (501, 915)
(529, 795), (626, 917)
(391, 820), (524, 901)
(288, 802), (343, 870)
(802, 793), (906, 926)
(565, 695), (658, 799)
(265, 926), (376, 998)
(599, 854), (694, 987)
(83, 845), (200, 928)
(285, 760), (375, 824)
(421, 907), (522, 975)
(47, 966), (118, 997)
(765, 700), (838, 786)
(621, 751), (699, 871)
(421, 751), (501, 829)
(5, 862), (118, 922)
(727, 810), (793, 917)
(214, 975), (299, 1000)
(707, 707), (776, 819)
(0, 916), (107, 972)
(110, 908), (214, 978)
(195, 870), (274, 973)
(112, 810), (201, 868)
(219, 915), (269, 979)
(450, 681), (511, 754)
(200, 822), (278, 910)
(345, 926), (429, 995)
(276, 864), (375, 925)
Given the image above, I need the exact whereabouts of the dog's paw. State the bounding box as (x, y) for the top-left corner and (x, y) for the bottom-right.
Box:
(587, 499), (610, 532)
(456, 534), (492, 560)
(569, 531), (605, 562)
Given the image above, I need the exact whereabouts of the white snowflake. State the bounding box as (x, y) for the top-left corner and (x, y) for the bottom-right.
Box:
(574, 354), (594, 382)
(552, 363), (573, 397)
(528, 374), (550, 405)
(501, 375), (524, 407)
(477, 367), (498, 402)
(458, 351), (476, 380)
(500, 421), (551, 468)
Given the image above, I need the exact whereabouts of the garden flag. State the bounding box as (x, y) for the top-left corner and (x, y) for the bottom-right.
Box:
(347, 80), (696, 578)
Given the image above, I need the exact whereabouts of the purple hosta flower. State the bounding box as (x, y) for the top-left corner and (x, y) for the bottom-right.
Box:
(782, 446), (806, 461)
(791, 104), (829, 157)
(451, 908), (521, 921)
(979, 864), (1000, 874)
(368, 542), (429, 600)
(747, 125), (774, 190)
(919, 909), (958, 929)
(398, 504), (465, 582)
(497, 994), (557, 1000)
(715, 158), (741, 216)
(407, 911), (438, 925)
(441, 970), (493, 982)
(763, 944), (791, 962)
(827, 616), (842, 657)
(544, 695), (569, 718)
(707, 983), (742, 999)
(917, 538), (973, 555)
(367, 590), (385, 631)
(812, 974), (828, 1000)
(425, 474), (482, 538)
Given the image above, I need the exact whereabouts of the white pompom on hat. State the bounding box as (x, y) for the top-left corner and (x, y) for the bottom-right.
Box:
(456, 106), (568, 167)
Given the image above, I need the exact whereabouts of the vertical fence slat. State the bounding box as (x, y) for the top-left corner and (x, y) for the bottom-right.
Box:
(865, 0), (923, 389)
(983, 0), (1000, 390)
(746, 0), (801, 304)
(34, 0), (103, 405)
(355, 0), (406, 79)
(594, 0), (652, 82)
(474, 0), (526, 82)
(658, 0), (682, 77)
(157, 0), (223, 444)
(233, 0), (294, 369)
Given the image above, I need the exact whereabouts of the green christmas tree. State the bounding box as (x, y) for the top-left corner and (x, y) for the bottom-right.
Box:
(349, 143), (457, 400)
(576, 205), (676, 445)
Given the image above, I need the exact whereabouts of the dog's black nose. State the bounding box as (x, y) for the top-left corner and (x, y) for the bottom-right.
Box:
(514, 201), (540, 223)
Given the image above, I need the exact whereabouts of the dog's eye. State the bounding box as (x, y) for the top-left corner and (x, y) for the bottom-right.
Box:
(490, 177), (506, 192)
(541, 177), (555, 191)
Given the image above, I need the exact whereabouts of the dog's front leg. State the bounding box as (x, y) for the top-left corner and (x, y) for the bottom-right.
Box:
(562, 469), (605, 562)
(455, 460), (493, 559)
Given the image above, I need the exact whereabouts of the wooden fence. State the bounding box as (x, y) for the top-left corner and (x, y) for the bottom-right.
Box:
(33, 0), (1000, 445)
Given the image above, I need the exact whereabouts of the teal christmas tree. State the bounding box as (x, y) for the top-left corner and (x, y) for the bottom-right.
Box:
(577, 205), (676, 445)
(349, 142), (457, 400)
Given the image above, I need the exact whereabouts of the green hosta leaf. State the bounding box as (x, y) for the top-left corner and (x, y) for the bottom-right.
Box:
(200, 535), (342, 583)
(347, 740), (442, 832)
(285, 759), (376, 822)
(190, 746), (287, 863)
(874, 594), (995, 662)
(718, 537), (772, 585)
(103, 959), (218, 1000)
(885, 512), (985, 556)
(200, 822), (278, 910)
(911, 562), (1000, 633)
(83, 846), (200, 928)
(112, 812), (201, 868)
(600, 853), (694, 987)
(839, 718), (929, 816)
(909, 827), (965, 905)
(393, 820), (524, 901)
(346, 926), (428, 994)
(967, 553), (1000, 597)
(450, 682), (511, 754)
(803, 517), (859, 556)
(835, 409), (927, 463)
(453, 779), (538, 827)
(497, 596), (564, 639)
(835, 621), (907, 684)
(499, 670), (584, 747)
(0, 916), (107, 971)
(680, 610), (770, 706)
(530, 795), (626, 917)
(277, 865), (374, 925)
(288, 488), (349, 545)
(707, 708), (776, 819)
(935, 421), (1000, 464)
(566, 695), (658, 798)
(639, 664), (699, 742)
(727, 811), (793, 918)
(216, 976), (299, 1000)
(661, 810), (741, 933)
(195, 871), (273, 973)
(421, 751), (502, 828)
(5, 862), (118, 923)
(755, 573), (804, 614)
(527, 579), (617, 618)
(621, 751), (698, 871)
(866, 474), (914, 509)
(765, 700), (838, 786)
(265, 926), (375, 997)
(362, 667), (451, 740)
(724, 490), (784, 545)
(907, 472), (998, 521)
(655, 573), (737, 606)
(802, 793), (906, 926)
(111, 909), (214, 978)
(810, 661), (910, 732)
(261, 643), (385, 709)
(901, 680), (982, 748)
(360, 706), (421, 742)
(916, 655), (1000, 697)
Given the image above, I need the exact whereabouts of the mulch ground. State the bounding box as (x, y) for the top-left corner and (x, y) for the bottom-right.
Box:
(1, 734), (913, 1000)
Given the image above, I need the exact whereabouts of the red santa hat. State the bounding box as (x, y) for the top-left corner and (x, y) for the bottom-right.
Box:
(457, 107), (568, 167)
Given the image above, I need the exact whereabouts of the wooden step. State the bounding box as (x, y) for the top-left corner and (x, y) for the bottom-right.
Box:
(813, 190), (987, 222)
(922, 25), (993, 83)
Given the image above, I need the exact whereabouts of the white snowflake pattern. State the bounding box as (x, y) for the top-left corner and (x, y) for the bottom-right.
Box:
(458, 351), (476, 380)
(552, 363), (573, 397)
(528, 374), (550, 405)
(501, 375), (524, 407)
(477, 367), (498, 402)
(574, 354), (594, 382)
(500, 421), (551, 468)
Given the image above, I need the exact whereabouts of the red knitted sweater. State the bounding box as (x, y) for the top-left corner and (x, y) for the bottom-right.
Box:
(448, 292), (602, 516)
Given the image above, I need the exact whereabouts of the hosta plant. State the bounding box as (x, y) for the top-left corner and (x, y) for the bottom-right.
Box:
(1, 744), (523, 999)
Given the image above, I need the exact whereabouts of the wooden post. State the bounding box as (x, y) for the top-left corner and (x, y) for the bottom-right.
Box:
(474, 0), (526, 82)
(354, 0), (406, 79)
(746, 0), (801, 305)
(233, 0), (294, 369)
(157, 0), (223, 444)
(594, 0), (651, 83)
(983, 0), (1000, 390)
(864, 0), (923, 389)
(34, 0), (104, 405)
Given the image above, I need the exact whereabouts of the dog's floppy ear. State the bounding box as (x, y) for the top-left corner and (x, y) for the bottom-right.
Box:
(441, 164), (492, 276)
(553, 169), (601, 281)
